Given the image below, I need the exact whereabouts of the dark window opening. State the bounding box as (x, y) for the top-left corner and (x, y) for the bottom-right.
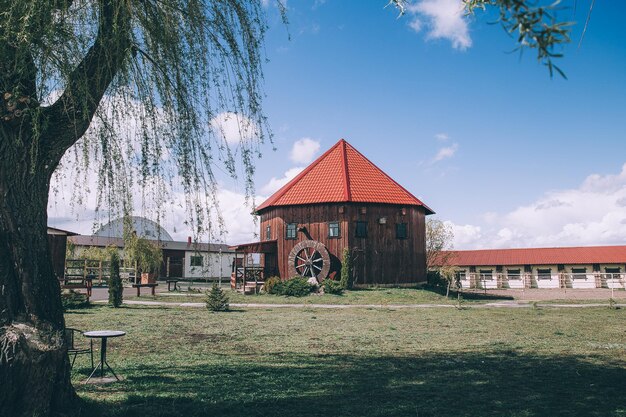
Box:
(537, 268), (552, 280)
(557, 264), (565, 271)
(469, 266), (476, 273)
(355, 221), (368, 238)
(592, 263), (601, 272)
(328, 221), (340, 238)
(507, 269), (521, 280)
(524, 265), (532, 273)
(496, 265), (503, 272)
(265, 225), (271, 240)
(479, 269), (493, 280)
(286, 223), (297, 240)
(190, 256), (203, 267)
(456, 270), (466, 280)
(571, 267), (587, 279)
(396, 223), (408, 239)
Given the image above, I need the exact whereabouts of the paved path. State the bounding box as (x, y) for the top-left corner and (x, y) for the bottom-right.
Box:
(94, 299), (626, 309)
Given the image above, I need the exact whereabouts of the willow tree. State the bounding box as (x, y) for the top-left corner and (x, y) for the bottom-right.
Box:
(0, 1), (277, 415)
(0, 0), (576, 415)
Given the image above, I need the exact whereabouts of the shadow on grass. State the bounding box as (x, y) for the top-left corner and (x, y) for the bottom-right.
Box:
(76, 350), (626, 417)
(423, 284), (515, 301)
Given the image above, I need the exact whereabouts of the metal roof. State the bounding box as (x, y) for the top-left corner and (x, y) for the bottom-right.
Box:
(438, 246), (626, 267)
(256, 139), (434, 214)
(69, 235), (234, 253)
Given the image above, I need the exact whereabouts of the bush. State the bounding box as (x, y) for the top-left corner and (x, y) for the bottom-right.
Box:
(263, 276), (282, 294)
(340, 247), (352, 289)
(274, 277), (313, 297)
(323, 279), (344, 295)
(61, 289), (89, 311)
(206, 283), (229, 312)
(108, 251), (123, 307)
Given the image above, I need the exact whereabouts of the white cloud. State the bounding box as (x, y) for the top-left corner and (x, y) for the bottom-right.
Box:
(446, 164), (626, 249)
(435, 133), (449, 141)
(433, 142), (458, 162)
(260, 167), (305, 194)
(406, 0), (471, 50)
(209, 112), (258, 146)
(289, 138), (320, 164)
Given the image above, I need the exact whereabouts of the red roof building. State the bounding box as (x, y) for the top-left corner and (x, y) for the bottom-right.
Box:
(256, 139), (433, 213)
(440, 246), (626, 267)
(434, 246), (626, 290)
(233, 139), (434, 288)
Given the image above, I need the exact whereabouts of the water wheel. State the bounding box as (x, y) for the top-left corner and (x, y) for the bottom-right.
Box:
(287, 240), (331, 282)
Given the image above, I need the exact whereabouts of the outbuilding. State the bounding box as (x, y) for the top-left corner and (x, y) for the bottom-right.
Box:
(437, 246), (626, 289)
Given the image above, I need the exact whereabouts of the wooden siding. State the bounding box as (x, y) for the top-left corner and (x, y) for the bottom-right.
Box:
(259, 203), (426, 285)
(47, 234), (68, 280)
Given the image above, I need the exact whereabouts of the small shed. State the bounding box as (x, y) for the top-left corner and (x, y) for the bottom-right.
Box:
(233, 139), (434, 287)
(47, 226), (77, 280)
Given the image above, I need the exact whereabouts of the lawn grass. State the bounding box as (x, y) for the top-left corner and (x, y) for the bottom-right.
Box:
(65, 303), (626, 417)
(128, 286), (512, 305)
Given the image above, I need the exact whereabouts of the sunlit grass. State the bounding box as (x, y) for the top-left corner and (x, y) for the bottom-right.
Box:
(66, 304), (626, 417)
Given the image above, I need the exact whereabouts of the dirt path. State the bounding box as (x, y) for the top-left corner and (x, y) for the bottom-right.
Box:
(93, 299), (626, 309)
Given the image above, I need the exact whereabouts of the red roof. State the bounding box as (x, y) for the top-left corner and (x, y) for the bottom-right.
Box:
(438, 246), (626, 267)
(256, 139), (433, 213)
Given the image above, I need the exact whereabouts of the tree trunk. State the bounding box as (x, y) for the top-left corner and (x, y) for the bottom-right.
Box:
(0, 131), (77, 416)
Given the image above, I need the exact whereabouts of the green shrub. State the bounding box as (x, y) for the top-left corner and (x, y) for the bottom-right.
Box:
(108, 251), (123, 307)
(340, 247), (353, 289)
(206, 283), (229, 312)
(263, 276), (282, 294)
(323, 279), (344, 295)
(274, 277), (313, 297)
(61, 289), (89, 311)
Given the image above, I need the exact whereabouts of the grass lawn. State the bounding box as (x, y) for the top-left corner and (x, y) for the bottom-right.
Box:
(128, 287), (513, 305)
(66, 304), (626, 417)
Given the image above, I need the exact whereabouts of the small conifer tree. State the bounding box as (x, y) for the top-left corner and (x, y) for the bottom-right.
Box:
(340, 247), (353, 289)
(108, 251), (123, 307)
(206, 283), (229, 312)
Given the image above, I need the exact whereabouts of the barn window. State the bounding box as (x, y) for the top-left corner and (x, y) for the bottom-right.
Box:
(286, 223), (297, 240)
(479, 269), (493, 280)
(395, 223), (408, 239)
(328, 221), (340, 238)
(190, 256), (203, 267)
(456, 270), (466, 280)
(507, 269), (521, 280)
(355, 221), (368, 238)
(265, 225), (271, 240)
(571, 267), (587, 279)
(606, 267), (621, 279)
(537, 268), (552, 280)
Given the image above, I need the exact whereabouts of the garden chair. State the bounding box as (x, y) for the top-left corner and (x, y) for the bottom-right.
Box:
(66, 328), (94, 369)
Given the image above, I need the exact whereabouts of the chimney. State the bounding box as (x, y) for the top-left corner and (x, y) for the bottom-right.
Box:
(187, 236), (191, 247)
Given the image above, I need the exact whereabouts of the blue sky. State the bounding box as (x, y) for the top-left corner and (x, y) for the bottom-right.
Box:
(241, 0), (626, 249)
(48, 0), (626, 249)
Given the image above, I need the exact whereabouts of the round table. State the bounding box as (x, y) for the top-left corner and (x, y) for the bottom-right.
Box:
(83, 330), (126, 382)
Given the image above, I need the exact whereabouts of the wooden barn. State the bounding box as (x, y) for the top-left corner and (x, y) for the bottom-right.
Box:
(231, 139), (434, 287)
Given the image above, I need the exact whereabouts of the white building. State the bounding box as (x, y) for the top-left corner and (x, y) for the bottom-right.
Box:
(68, 216), (234, 281)
(436, 246), (626, 290)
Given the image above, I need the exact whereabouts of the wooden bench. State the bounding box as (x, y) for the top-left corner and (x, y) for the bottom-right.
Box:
(131, 283), (158, 296)
(166, 279), (180, 291)
(59, 278), (93, 300)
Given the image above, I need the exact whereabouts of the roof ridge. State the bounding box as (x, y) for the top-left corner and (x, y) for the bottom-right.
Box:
(340, 139), (351, 201)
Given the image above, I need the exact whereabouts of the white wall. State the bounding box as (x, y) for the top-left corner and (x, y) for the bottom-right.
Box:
(184, 251), (234, 279)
